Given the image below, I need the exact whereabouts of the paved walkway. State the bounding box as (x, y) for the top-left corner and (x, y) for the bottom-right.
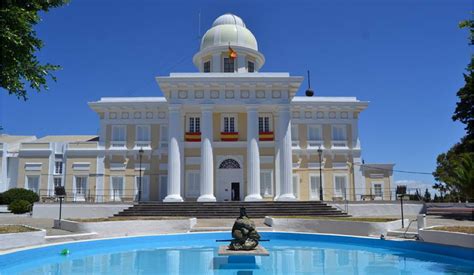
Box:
(1, 214), (472, 237)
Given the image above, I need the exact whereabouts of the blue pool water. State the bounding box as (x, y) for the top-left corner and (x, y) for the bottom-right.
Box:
(0, 232), (473, 274)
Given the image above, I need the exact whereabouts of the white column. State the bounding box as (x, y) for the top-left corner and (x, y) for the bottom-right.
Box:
(197, 105), (216, 202)
(164, 105), (183, 202)
(245, 106), (262, 201)
(211, 54), (220, 72)
(276, 105), (296, 201)
(273, 112), (281, 200)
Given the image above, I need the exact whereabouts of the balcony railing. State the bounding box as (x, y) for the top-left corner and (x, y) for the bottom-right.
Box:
(307, 140), (324, 148)
(259, 131), (274, 141)
(331, 140), (348, 148)
(220, 132), (238, 141)
(291, 140), (300, 148)
(134, 141), (151, 148)
(185, 132), (201, 142)
(110, 141), (126, 148)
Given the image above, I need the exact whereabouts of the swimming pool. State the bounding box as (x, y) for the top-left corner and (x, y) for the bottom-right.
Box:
(0, 232), (473, 274)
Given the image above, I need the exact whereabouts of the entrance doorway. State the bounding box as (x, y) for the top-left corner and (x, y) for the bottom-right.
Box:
(231, 182), (240, 201)
(216, 156), (243, 202)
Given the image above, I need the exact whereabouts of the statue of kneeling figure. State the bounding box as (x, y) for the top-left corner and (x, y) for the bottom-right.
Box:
(229, 207), (261, 250)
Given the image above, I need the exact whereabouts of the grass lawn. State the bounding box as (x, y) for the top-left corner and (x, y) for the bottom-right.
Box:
(431, 226), (474, 234)
(0, 225), (38, 234)
(273, 216), (398, 222)
(71, 216), (188, 222)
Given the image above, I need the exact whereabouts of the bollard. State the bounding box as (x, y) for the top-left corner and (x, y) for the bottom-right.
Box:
(417, 214), (426, 234)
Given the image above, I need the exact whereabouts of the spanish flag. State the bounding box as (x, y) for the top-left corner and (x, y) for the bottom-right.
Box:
(228, 45), (237, 59)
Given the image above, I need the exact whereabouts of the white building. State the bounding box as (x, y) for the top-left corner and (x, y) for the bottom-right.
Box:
(1, 14), (395, 202)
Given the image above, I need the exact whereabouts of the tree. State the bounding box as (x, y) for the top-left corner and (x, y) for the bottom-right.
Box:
(451, 154), (474, 200)
(423, 188), (431, 202)
(0, 0), (68, 100)
(433, 19), (474, 200)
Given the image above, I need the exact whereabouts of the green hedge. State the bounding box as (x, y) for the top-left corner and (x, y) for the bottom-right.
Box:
(8, 200), (32, 214)
(2, 188), (39, 205)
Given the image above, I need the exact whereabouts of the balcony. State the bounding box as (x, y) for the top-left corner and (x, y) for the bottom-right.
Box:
(110, 141), (126, 149)
(259, 131), (274, 141)
(220, 132), (238, 142)
(307, 140), (324, 149)
(331, 140), (348, 148)
(291, 140), (300, 148)
(134, 141), (151, 149)
(185, 132), (201, 142)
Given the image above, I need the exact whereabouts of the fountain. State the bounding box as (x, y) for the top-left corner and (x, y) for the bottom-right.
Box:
(216, 207), (269, 269)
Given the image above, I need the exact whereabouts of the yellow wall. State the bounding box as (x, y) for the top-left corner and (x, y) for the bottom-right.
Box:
(17, 157), (49, 191)
(65, 156), (98, 201)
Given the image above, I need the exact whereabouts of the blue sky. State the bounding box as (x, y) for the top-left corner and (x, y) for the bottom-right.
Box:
(0, 0), (471, 193)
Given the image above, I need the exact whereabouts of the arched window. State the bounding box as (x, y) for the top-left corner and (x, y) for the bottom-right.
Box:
(219, 159), (241, 169)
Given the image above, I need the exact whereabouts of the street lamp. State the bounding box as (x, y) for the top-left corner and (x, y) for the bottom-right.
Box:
(305, 70), (314, 97)
(138, 147), (144, 202)
(317, 146), (323, 201)
(54, 186), (66, 228)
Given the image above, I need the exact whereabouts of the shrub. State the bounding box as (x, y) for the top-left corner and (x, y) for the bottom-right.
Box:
(0, 192), (4, 205)
(2, 188), (39, 205)
(8, 200), (32, 214)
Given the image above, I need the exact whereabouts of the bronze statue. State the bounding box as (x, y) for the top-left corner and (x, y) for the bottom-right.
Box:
(228, 207), (261, 250)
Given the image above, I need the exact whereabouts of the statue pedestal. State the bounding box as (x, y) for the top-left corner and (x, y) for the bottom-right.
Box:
(218, 245), (270, 256)
(216, 245), (269, 270)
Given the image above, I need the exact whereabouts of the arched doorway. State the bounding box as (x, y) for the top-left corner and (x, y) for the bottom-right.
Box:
(216, 156), (243, 202)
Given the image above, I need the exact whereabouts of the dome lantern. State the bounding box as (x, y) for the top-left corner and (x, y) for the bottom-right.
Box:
(193, 13), (265, 73)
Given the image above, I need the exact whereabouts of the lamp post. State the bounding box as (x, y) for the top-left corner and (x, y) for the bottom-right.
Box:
(317, 146), (323, 201)
(138, 147), (144, 202)
(305, 70), (314, 97)
(54, 186), (66, 228)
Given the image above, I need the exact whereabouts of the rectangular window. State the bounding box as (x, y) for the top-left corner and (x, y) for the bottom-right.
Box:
(159, 175), (168, 201)
(26, 176), (40, 193)
(308, 125), (322, 141)
(186, 171), (200, 198)
(291, 124), (299, 147)
(292, 174), (299, 199)
(188, 116), (201, 133)
(111, 176), (124, 201)
(136, 125), (150, 142)
(135, 176), (150, 201)
(248, 61), (255, 73)
(54, 177), (62, 187)
(332, 125), (347, 147)
(203, 60), (211, 73)
(222, 115), (237, 133)
(54, 161), (63, 174)
(74, 176), (88, 201)
(260, 170), (273, 197)
(224, 58), (234, 73)
(111, 125), (126, 147)
(291, 124), (299, 140)
(309, 175), (321, 200)
(332, 125), (347, 141)
(258, 116), (271, 132)
(160, 125), (168, 148)
(334, 175), (347, 198)
(373, 182), (383, 197)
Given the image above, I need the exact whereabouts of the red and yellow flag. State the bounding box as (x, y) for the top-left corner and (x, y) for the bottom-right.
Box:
(228, 46), (237, 59)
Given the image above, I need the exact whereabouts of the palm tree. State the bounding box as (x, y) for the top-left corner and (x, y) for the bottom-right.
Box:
(451, 154), (474, 201)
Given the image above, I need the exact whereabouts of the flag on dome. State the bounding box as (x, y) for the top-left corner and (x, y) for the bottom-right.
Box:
(228, 45), (237, 59)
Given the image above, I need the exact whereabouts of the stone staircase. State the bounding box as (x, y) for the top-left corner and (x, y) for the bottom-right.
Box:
(114, 201), (349, 218)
